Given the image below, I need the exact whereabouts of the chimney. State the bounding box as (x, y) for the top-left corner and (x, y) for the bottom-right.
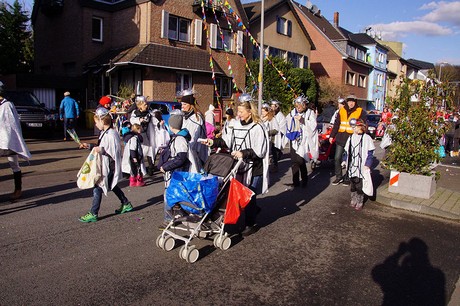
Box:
(334, 12), (339, 27)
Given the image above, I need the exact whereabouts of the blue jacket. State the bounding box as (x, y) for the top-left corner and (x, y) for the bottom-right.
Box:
(60, 96), (80, 119)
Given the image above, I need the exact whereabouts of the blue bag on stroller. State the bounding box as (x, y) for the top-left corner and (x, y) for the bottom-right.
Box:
(165, 171), (219, 215)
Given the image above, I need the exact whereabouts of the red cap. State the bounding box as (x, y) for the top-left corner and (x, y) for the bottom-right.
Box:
(99, 96), (111, 106)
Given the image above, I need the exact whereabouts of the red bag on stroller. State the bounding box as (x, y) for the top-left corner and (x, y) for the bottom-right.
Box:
(224, 178), (254, 224)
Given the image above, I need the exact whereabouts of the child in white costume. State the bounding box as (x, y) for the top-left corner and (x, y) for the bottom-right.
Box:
(122, 123), (147, 187)
(261, 103), (280, 172)
(285, 96), (318, 187)
(78, 107), (133, 222)
(178, 90), (208, 168)
(343, 118), (375, 210)
(0, 81), (31, 200)
(130, 96), (169, 175)
(271, 100), (287, 168)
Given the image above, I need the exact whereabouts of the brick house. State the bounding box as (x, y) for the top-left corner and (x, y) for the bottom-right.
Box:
(32, 0), (249, 114)
(243, 0), (315, 70)
(292, 3), (373, 108)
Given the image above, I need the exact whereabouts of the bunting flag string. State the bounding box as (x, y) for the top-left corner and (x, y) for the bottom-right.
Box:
(210, 1), (240, 93)
(200, 0), (222, 106)
(223, 0), (298, 97)
(219, 0), (257, 92)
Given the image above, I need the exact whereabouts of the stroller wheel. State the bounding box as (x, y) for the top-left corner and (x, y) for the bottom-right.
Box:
(163, 236), (175, 252)
(179, 245), (186, 259)
(185, 245), (199, 263)
(220, 235), (232, 251)
(156, 235), (164, 249)
(214, 234), (232, 250)
(310, 160), (317, 171)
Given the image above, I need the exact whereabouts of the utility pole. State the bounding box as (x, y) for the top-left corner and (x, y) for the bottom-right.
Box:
(258, 0), (265, 115)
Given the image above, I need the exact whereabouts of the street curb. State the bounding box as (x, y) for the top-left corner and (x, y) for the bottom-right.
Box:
(373, 187), (460, 222)
(448, 276), (460, 306)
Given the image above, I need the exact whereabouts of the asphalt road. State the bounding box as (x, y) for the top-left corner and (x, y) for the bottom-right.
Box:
(1, 139), (459, 305)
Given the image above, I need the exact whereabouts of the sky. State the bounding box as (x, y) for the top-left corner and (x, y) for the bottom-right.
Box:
(7, 0), (460, 65)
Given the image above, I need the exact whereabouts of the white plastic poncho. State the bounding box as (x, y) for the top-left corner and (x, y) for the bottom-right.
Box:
(285, 108), (319, 161)
(183, 112), (208, 166)
(98, 128), (123, 195)
(130, 110), (169, 159)
(0, 99), (31, 160)
(222, 119), (270, 194)
(121, 134), (147, 175)
(344, 133), (375, 179)
(274, 111), (287, 149)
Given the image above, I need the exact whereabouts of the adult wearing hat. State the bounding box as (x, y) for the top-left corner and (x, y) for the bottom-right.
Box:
(285, 96), (318, 188)
(59, 91), (80, 141)
(0, 81), (32, 200)
(270, 100), (287, 172)
(329, 94), (367, 186)
(178, 89), (208, 168)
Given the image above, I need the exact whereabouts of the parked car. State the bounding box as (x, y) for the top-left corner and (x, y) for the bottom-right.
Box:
(3, 91), (58, 136)
(366, 113), (381, 139)
(148, 100), (181, 128)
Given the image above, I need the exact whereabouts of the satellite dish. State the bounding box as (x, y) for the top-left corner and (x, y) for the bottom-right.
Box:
(306, 0), (313, 10)
(311, 5), (319, 15)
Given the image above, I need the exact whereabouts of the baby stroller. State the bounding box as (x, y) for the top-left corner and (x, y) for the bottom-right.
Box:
(310, 127), (335, 170)
(375, 122), (386, 140)
(156, 153), (246, 263)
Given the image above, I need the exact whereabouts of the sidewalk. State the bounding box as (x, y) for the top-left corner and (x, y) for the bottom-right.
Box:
(373, 156), (460, 222)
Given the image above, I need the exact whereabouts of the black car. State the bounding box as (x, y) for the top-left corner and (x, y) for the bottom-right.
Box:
(4, 91), (58, 136)
(366, 113), (381, 139)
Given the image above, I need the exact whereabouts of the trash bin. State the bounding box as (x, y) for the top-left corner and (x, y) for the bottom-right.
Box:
(85, 109), (95, 129)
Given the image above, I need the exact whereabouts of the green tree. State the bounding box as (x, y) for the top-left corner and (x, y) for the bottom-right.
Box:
(384, 74), (449, 176)
(247, 56), (317, 114)
(0, 0), (33, 74)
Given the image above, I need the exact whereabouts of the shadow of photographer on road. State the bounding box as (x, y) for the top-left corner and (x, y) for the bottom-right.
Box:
(372, 237), (445, 305)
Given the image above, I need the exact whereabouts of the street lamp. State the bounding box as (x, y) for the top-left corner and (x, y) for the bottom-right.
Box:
(439, 61), (448, 82)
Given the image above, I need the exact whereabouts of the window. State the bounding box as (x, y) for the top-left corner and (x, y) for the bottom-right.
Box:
(378, 53), (385, 63)
(92, 17), (103, 42)
(288, 52), (300, 68)
(217, 29), (232, 51)
(216, 77), (232, 98)
(346, 71), (355, 85)
(376, 74), (384, 86)
(358, 74), (366, 88)
(346, 45), (356, 58)
(168, 15), (190, 42)
(303, 55), (309, 68)
(176, 72), (192, 94)
(269, 47), (286, 59)
(276, 16), (292, 36)
(357, 49), (365, 61)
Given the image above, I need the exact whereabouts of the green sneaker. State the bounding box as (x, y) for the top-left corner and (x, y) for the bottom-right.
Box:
(79, 212), (97, 223)
(115, 202), (133, 214)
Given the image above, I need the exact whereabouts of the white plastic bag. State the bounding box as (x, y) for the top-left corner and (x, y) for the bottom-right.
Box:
(77, 148), (102, 189)
(362, 167), (373, 197)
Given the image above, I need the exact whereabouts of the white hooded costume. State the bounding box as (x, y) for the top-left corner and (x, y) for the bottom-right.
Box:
(221, 119), (270, 194)
(285, 107), (319, 161)
(0, 98), (31, 160)
(97, 128), (123, 195)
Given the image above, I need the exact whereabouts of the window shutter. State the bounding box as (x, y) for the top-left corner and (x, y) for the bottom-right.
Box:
(210, 23), (217, 49)
(194, 19), (202, 46)
(287, 20), (292, 37)
(236, 30), (243, 54)
(161, 10), (169, 39)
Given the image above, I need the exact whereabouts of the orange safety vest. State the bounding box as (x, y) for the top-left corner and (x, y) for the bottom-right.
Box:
(338, 107), (363, 134)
